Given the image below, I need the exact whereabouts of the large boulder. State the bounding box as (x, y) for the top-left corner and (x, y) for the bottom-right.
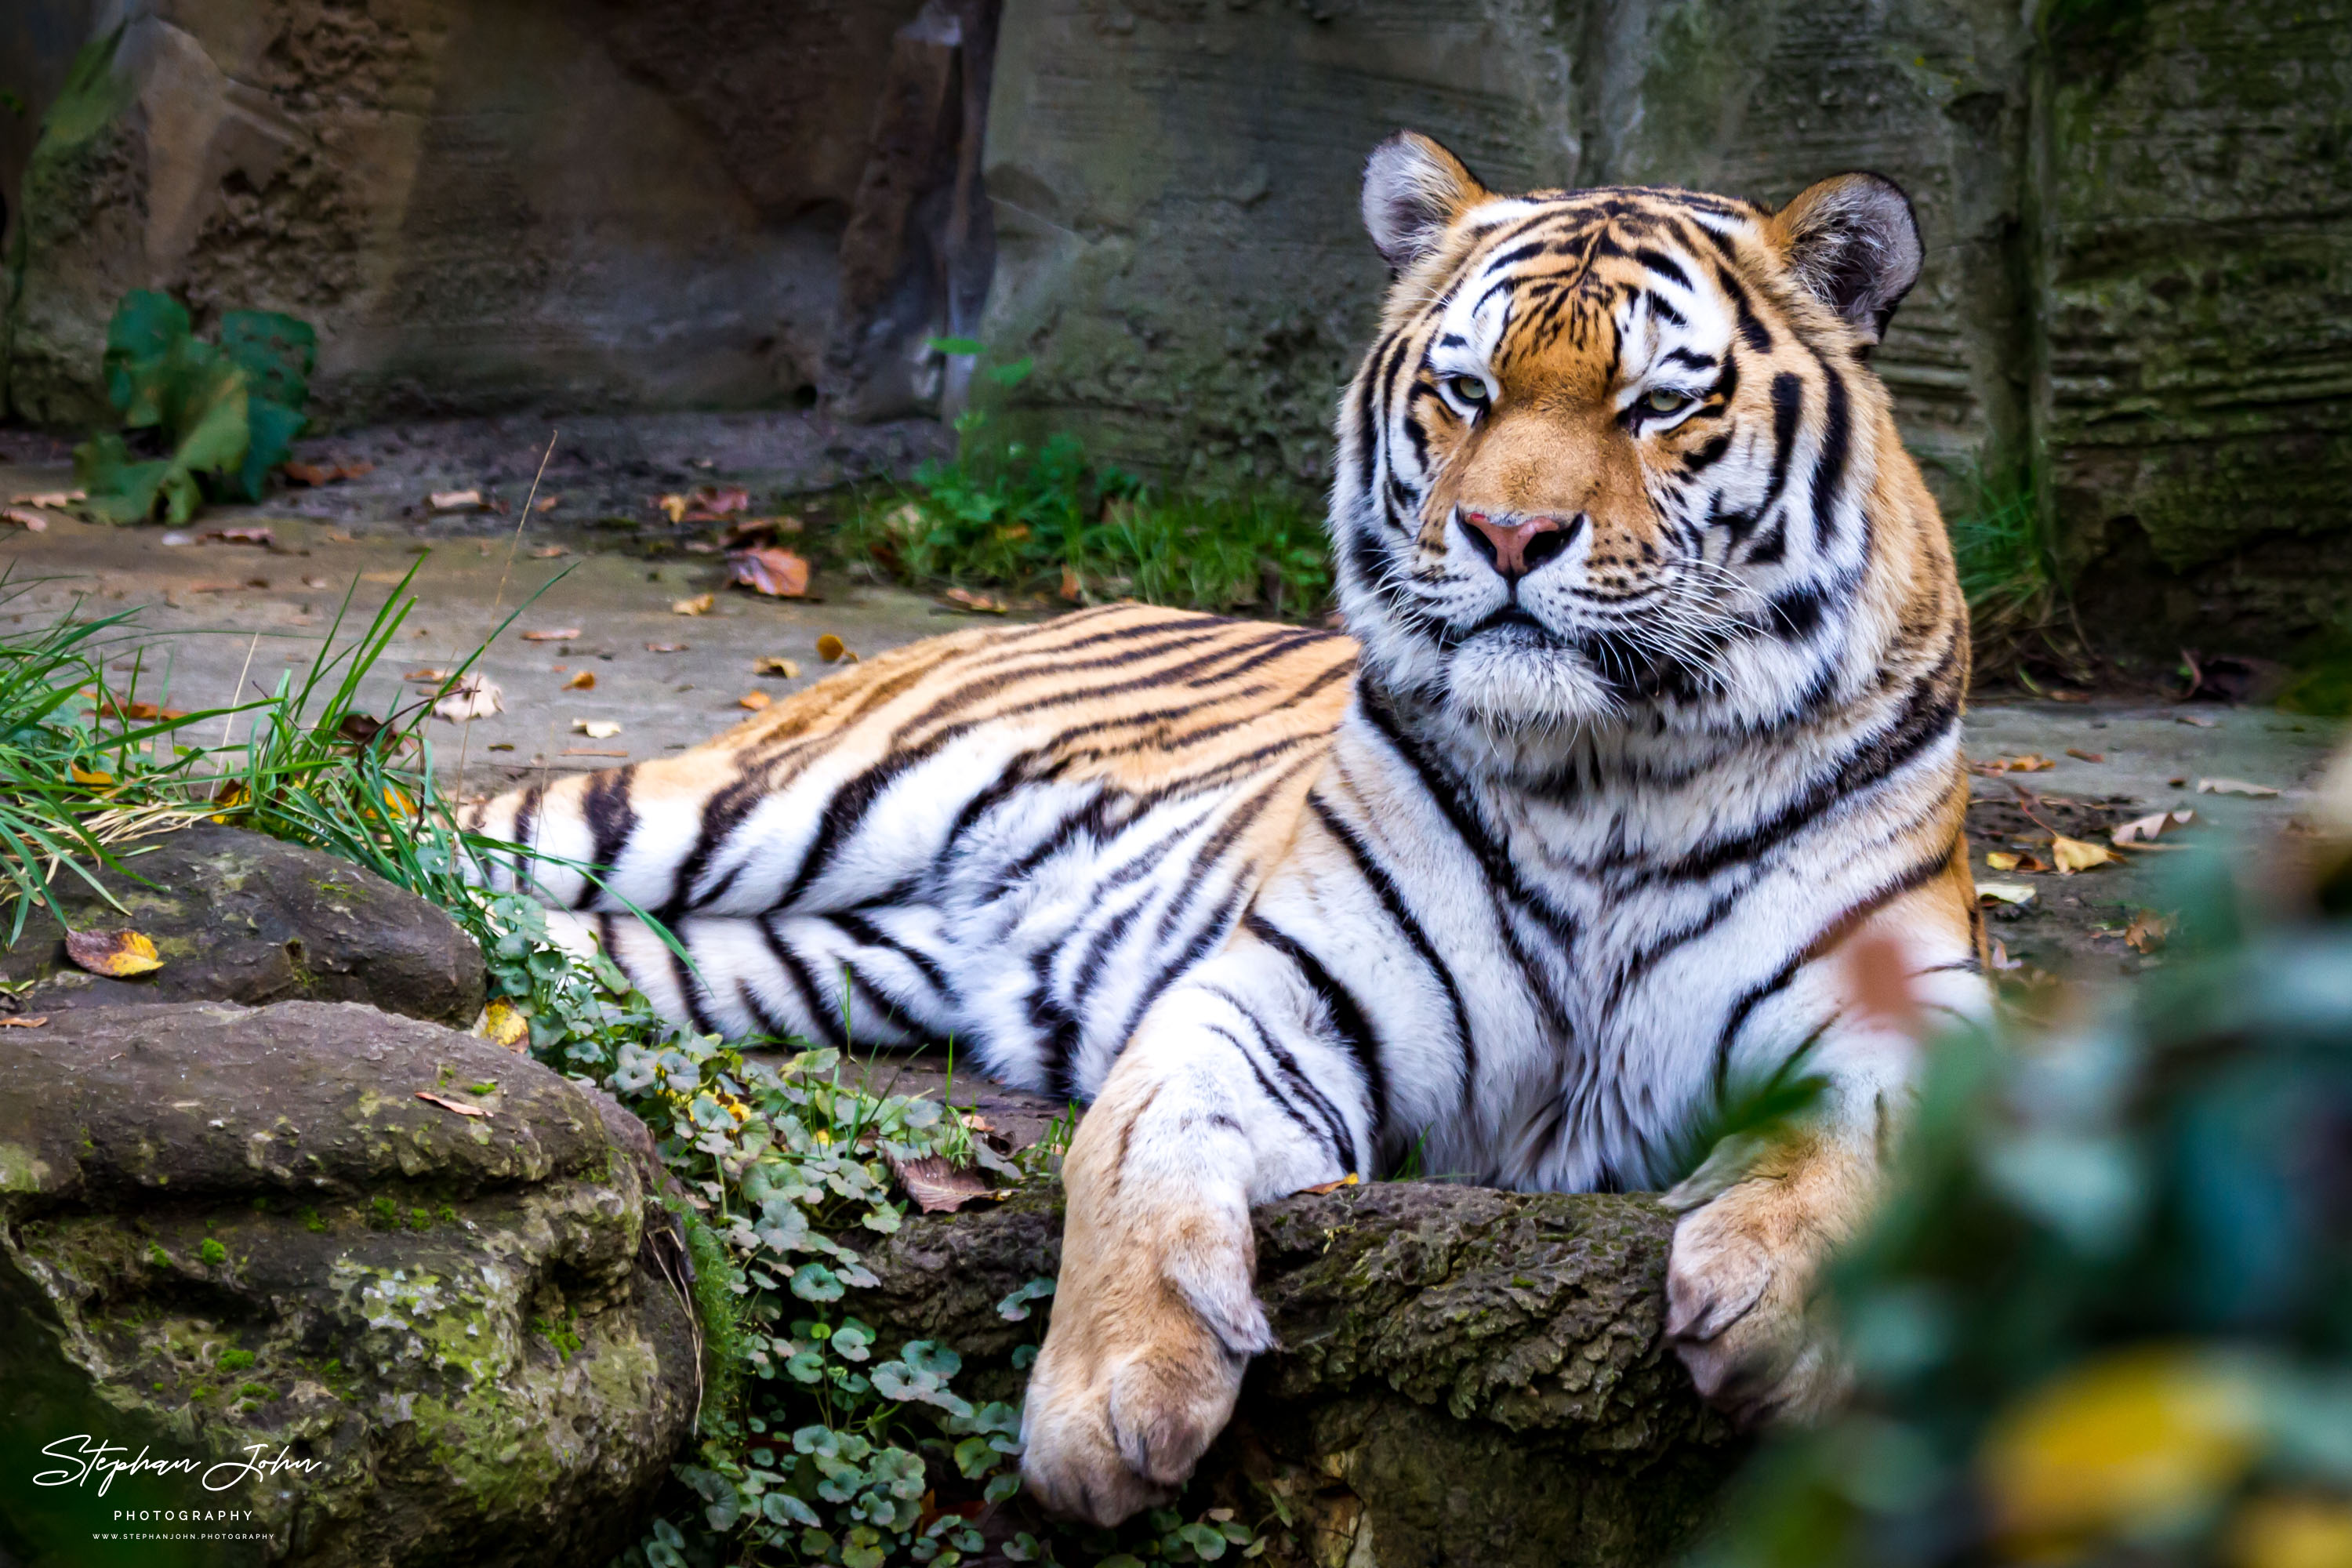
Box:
(0, 1001), (699, 1568)
(855, 1181), (1742, 1567)
(0, 822), (485, 1027)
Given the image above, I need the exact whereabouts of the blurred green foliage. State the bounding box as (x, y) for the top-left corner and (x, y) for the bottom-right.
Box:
(72, 289), (316, 524)
(1690, 837), (2352, 1568)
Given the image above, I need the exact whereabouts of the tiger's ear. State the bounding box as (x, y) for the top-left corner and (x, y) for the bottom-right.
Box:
(1361, 132), (1490, 272)
(1766, 173), (1922, 346)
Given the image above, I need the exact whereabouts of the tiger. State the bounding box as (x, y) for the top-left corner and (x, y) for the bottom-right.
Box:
(461, 131), (1985, 1526)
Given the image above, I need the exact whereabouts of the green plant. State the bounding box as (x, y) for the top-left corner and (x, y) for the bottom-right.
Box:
(73, 289), (317, 523)
(839, 344), (1330, 619)
(198, 1239), (227, 1266)
(1947, 470), (2054, 641)
(216, 1349), (255, 1373)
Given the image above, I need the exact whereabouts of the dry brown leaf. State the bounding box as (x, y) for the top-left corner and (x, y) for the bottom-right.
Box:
(575, 719), (622, 739)
(0, 1015), (49, 1028)
(415, 1090), (492, 1120)
(2196, 777), (2279, 798)
(564, 670), (597, 691)
(656, 493), (689, 523)
(9, 489), (83, 506)
(521, 627), (580, 643)
(405, 667), (448, 684)
(2176, 713), (2218, 728)
(739, 691), (771, 710)
(529, 544), (568, 558)
(1974, 753), (2056, 775)
(202, 525), (275, 547)
(887, 1153), (996, 1214)
(1298, 1173), (1362, 1196)
(754, 656), (800, 678)
(428, 488), (485, 512)
(943, 586), (1011, 615)
(65, 929), (164, 977)
(816, 633), (855, 664)
(646, 641), (688, 654)
(672, 593), (715, 616)
(431, 673), (503, 722)
(2, 506), (51, 532)
(728, 546), (811, 598)
(564, 747), (628, 757)
(2066, 749), (2105, 763)
(282, 460), (372, 486)
(2051, 835), (2114, 873)
(1988, 939), (2022, 972)
(2124, 909), (2172, 954)
(1060, 565), (1084, 603)
(2112, 809), (2196, 846)
(534, 495), (561, 514)
(683, 485), (753, 521)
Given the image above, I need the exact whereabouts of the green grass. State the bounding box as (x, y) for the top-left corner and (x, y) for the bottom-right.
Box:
(839, 427), (1332, 619)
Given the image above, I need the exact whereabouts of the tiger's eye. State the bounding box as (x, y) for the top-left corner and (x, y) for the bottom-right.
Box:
(1449, 376), (1490, 406)
(1645, 387), (1690, 415)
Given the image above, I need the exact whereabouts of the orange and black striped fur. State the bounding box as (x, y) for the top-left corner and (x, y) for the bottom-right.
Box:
(465, 132), (1984, 1526)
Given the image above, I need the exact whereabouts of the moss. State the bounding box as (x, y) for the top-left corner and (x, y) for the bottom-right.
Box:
(217, 1348), (256, 1372)
(198, 1238), (227, 1266)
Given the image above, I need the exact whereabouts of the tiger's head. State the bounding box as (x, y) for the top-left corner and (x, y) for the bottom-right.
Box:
(1333, 132), (1958, 753)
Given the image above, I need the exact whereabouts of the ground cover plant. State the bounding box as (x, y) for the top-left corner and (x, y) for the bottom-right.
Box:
(834, 346), (1330, 621)
(0, 572), (1272, 1567)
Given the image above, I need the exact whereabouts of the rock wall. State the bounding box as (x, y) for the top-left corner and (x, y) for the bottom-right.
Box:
(0, 0), (993, 427)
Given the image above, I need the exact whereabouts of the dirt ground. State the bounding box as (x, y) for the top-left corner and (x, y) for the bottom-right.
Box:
(4, 413), (2344, 1010)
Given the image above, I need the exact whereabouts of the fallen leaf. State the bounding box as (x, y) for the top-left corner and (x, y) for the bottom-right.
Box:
(404, 667), (449, 683)
(2112, 809), (2195, 846)
(0, 1014), (48, 1029)
(201, 525), (274, 547)
(2196, 777), (2279, 798)
(564, 670), (596, 691)
(683, 485), (753, 521)
(1978, 881), (2037, 906)
(2, 506), (50, 532)
(477, 998), (530, 1051)
(529, 544), (568, 558)
(431, 673), (503, 722)
(656, 493), (689, 523)
(534, 494), (561, 514)
(488, 742), (516, 752)
(2176, 713), (2218, 728)
(816, 633), (856, 664)
(1984, 851), (2020, 871)
(336, 713), (386, 747)
(563, 747), (628, 757)
(2124, 909), (2172, 954)
(9, 489), (84, 506)
(69, 764), (114, 786)
(65, 929), (164, 977)
(1298, 1173), (1362, 1196)
(887, 1152), (996, 1214)
(1988, 939), (2022, 972)
(428, 488), (485, 512)
(322, 531), (357, 543)
(723, 514), (803, 543)
(2066, 749), (2105, 763)
(1974, 753), (2056, 775)
(682, 541), (720, 555)
(672, 593), (716, 616)
(1060, 565), (1085, 602)
(2051, 835), (2114, 873)
(415, 1090), (492, 1120)
(521, 627), (582, 642)
(161, 532), (193, 546)
(739, 691), (771, 710)
(943, 586), (1011, 614)
(575, 719), (622, 739)
(728, 546), (811, 598)
(754, 656), (800, 678)
(646, 641), (688, 654)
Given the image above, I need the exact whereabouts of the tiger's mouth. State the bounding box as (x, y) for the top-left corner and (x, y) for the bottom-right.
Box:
(1437, 604), (1699, 702)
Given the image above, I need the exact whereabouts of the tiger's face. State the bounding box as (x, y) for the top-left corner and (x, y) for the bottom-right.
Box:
(1333, 133), (1932, 744)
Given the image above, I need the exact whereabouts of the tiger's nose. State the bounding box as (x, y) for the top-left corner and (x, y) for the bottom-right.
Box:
(1458, 510), (1580, 580)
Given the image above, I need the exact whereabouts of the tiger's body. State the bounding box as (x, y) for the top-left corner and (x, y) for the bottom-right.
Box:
(466, 133), (1986, 1525)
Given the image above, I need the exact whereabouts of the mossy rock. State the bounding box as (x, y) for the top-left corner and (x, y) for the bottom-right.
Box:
(0, 823), (485, 1027)
(853, 1182), (1744, 1566)
(0, 1002), (698, 1567)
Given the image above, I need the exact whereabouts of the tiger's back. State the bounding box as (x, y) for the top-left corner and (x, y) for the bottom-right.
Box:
(464, 604), (1358, 1078)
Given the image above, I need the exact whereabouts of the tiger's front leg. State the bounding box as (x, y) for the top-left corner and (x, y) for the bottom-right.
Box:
(1019, 974), (1368, 1525)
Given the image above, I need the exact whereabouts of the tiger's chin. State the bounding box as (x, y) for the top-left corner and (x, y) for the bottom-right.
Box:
(1439, 629), (1626, 736)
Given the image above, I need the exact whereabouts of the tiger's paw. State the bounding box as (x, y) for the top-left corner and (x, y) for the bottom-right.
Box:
(1018, 1182), (1272, 1523)
(1664, 1181), (1850, 1427)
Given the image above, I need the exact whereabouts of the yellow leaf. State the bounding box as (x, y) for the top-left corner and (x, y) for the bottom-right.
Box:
(573, 719), (622, 739)
(69, 764), (115, 786)
(1977, 881), (2036, 906)
(563, 670), (596, 690)
(816, 633), (856, 664)
(1298, 1172), (1361, 1196)
(64, 929), (164, 977)
(739, 691), (772, 710)
(477, 998), (530, 1051)
(671, 593), (714, 616)
(658, 493), (688, 523)
(753, 656), (800, 678)
(1983, 1347), (2262, 1551)
(1984, 851), (2020, 871)
(2052, 835), (2114, 873)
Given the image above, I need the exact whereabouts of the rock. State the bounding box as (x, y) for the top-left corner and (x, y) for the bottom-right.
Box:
(0, 1001), (699, 1568)
(855, 1181), (1742, 1567)
(0, 822), (485, 1027)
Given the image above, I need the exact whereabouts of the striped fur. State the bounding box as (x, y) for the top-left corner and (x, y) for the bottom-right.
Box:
(464, 134), (1985, 1525)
